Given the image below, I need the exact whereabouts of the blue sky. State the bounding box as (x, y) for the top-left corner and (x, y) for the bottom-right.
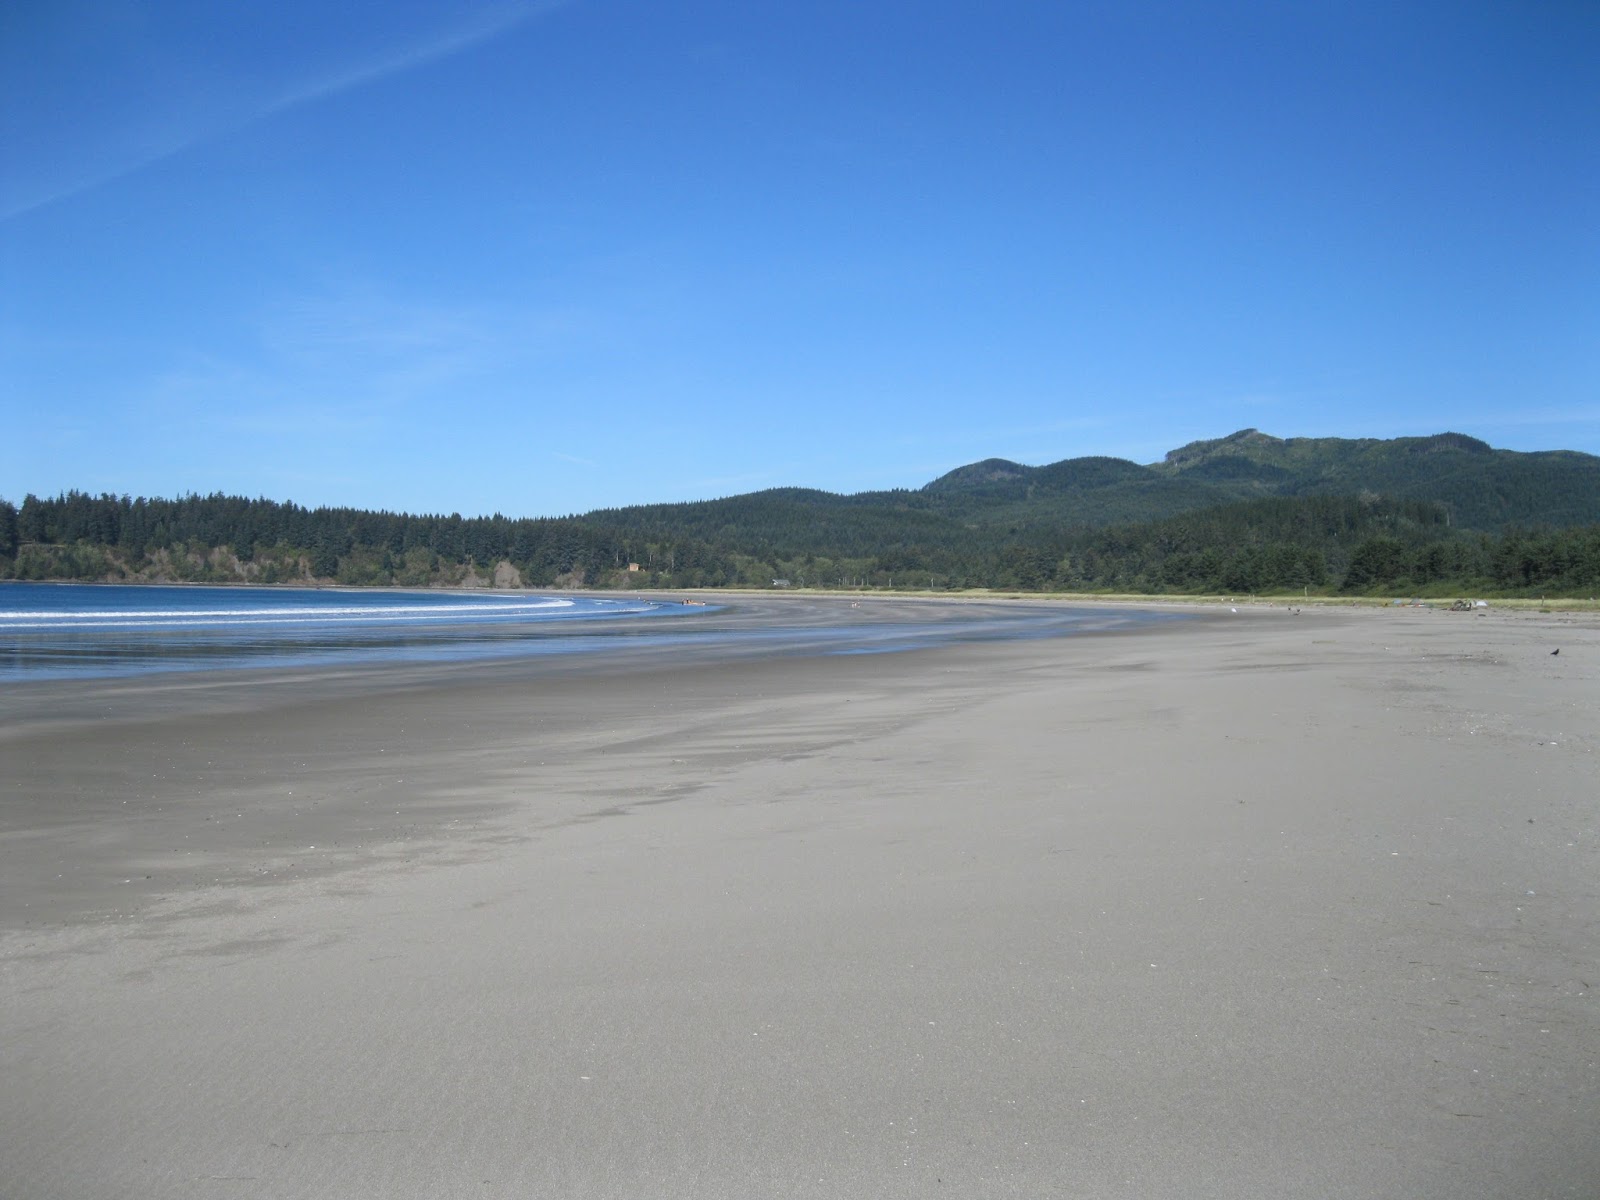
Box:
(3, 1), (1596, 518)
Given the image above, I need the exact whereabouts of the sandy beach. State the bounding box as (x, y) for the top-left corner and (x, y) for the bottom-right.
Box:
(2, 597), (1595, 1199)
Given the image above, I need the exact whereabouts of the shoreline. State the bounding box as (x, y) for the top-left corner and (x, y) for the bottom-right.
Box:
(0, 594), (1189, 732)
(8, 574), (1598, 613)
(3, 601), (1595, 1198)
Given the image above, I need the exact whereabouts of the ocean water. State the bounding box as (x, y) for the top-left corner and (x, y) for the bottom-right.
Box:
(0, 582), (1180, 684)
(0, 583), (699, 682)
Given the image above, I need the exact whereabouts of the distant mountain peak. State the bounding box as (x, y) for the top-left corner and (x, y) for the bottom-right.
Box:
(1406, 432), (1492, 455)
(923, 458), (1032, 492)
(896, 429), (1599, 534)
(1157, 428), (1504, 475)
(1162, 428), (1286, 467)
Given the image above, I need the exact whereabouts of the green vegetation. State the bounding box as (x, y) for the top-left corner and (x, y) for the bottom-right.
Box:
(4, 430), (1599, 596)
(0, 493), (740, 590)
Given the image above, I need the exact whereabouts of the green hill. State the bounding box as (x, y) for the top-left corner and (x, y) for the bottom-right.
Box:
(583, 429), (1600, 562)
(915, 428), (1600, 532)
(1149, 429), (1600, 527)
(6, 429), (1599, 594)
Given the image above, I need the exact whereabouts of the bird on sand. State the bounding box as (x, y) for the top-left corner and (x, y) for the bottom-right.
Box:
(1551, 648), (1560, 655)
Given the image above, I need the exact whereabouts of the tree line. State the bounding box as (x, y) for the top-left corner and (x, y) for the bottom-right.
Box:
(0, 492), (738, 589)
(2, 489), (1597, 596)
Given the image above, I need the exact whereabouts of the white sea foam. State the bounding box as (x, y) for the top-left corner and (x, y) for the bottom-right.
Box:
(0, 595), (680, 632)
(0, 584), (692, 682)
(1, 599), (573, 621)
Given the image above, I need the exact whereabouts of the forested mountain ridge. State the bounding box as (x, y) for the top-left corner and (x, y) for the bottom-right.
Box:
(1149, 429), (1600, 528)
(586, 429), (1600, 559)
(913, 429), (1600, 530)
(4, 430), (1599, 595)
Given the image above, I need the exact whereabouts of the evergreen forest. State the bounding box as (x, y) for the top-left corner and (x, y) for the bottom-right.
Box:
(5, 429), (1599, 597)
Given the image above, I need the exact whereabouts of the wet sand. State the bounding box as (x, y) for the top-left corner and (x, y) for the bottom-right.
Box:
(2, 597), (1596, 1198)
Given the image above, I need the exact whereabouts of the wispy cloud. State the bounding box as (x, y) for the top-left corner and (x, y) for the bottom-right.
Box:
(3, 132), (200, 224)
(263, 1), (568, 118)
(2, 1), (571, 222)
(137, 281), (593, 443)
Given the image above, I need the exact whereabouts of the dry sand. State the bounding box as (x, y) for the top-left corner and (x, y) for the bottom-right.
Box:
(1, 598), (1595, 1199)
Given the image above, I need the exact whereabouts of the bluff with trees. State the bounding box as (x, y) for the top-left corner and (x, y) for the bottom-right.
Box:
(4, 430), (1599, 596)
